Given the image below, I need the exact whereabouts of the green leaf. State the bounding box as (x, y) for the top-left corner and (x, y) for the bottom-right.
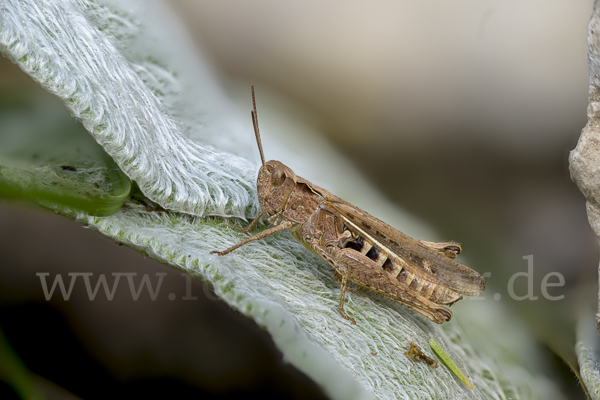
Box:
(429, 338), (473, 390)
(0, 156), (130, 217)
(0, 327), (44, 400)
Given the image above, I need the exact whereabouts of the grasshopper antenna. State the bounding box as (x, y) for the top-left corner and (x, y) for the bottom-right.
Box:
(251, 84), (266, 166)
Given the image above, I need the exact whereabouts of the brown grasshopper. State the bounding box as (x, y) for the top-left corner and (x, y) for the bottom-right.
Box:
(211, 86), (485, 324)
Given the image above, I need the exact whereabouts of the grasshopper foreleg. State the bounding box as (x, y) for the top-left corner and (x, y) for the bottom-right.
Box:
(236, 211), (264, 233)
(211, 220), (292, 256)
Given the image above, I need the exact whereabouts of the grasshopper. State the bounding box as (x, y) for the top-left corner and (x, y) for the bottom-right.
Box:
(211, 86), (485, 324)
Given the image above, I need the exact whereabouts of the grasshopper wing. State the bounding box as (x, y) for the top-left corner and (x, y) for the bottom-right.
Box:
(322, 199), (485, 296)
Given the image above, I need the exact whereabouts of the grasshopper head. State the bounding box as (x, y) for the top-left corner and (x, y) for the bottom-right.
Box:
(257, 160), (297, 216)
(248, 86), (297, 216)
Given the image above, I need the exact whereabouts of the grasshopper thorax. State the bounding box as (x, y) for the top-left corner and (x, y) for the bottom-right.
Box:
(257, 160), (297, 216)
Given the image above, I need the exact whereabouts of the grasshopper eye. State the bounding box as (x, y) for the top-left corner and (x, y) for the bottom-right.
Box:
(271, 169), (285, 186)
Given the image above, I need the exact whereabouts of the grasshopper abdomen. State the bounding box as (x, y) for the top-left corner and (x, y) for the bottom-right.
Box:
(342, 234), (461, 306)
